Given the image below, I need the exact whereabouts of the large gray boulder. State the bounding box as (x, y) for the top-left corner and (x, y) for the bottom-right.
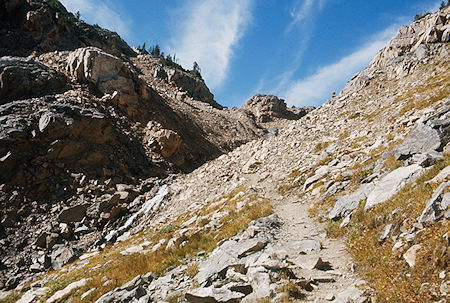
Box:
(394, 103), (450, 161)
(185, 286), (245, 303)
(50, 245), (80, 269)
(329, 183), (375, 220)
(244, 266), (271, 299)
(47, 279), (87, 303)
(428, 165), (450, 183)
(394, 122), (442, 160)
(58, 204), (89, 223)
(0, 56), (67, 103)
(365, 164), (424, 211)
(332, 285), (364, 303)
(67, 47), (135, 94)
(418, 182), (450, 224)
(196, 240), (240, 286)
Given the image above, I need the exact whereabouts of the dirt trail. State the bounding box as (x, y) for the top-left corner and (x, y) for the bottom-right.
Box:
(245, 167), (369, 302)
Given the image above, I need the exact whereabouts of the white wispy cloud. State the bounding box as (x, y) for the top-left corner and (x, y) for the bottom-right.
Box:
(168, 0), (253, 89)
(251, 0), (324, 104)
(280, 25), (399, 107)
(59, 0), (130, 40)
(288, 0), (326, 29)
(290, 0), (314, 25)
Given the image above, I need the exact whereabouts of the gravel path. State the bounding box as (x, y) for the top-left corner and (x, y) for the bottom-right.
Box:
(244, 170), (369, 302)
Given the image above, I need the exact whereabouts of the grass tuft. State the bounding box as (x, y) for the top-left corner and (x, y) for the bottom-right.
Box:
(185, 262), (199, 278)
(345, 155), (449, 301)
(279, 280), (305, 302)
(382, 154), (402, 172)
(0, 293), (21, 303)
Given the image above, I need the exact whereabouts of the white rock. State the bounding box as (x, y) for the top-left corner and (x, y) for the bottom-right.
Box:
(0, 291), (13, 301)
(329, 183), (375, 219)
(297, 239), (322, 253)
(365, 164), (424, 210)
(428, 166), (450, 183)
(185, 286), (244, 303)
(418, 182), (450, 223)
(17, 291), (36, 303)
(81, 288), (96, 300)
(332, 285), (364, 303)
(79, 251), (100, 261)
(47, 279), (87, 303)
(246, 266), (271, 298)
(403, 244), (422, 267)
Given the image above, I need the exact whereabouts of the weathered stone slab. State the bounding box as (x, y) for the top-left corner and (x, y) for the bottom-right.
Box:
(185, 286), (244, 303)
(47, 279), (87, 303)
(418, 182), (450, 224)
(329, 183), (375, 219)
(297, 239), (321, 253)
(394, 122), (441, 160)
(365, 165), (423, 211)
(237, 239), (268, 258)
(403, 244), (422, 267)
(196, 240), (240, 285)
(246, 266), (271, 299)
(58, 204), (89, 223)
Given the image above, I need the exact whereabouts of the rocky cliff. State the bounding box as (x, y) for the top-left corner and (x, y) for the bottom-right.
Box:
(0, 0), (134, 57)
(242, 95), (314, 123)
(0, 3), (449, 303)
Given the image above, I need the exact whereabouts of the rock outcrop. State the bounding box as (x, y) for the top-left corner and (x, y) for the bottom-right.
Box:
(0, 0), (134, 57)
(342, 6), (450, 94)
(242, 94), (313, 123)
(0, 56), (68, 103)
(365, 164), (424, 210)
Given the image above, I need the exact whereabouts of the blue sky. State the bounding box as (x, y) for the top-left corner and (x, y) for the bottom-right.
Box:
(60, 0), (441, 108)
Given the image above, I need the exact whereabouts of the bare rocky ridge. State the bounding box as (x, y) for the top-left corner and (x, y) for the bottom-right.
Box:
(0, 2), (449, 303)
(0, 0), (134, 57)
(342, 7), (450, 95)
(242, 94), (314, 123)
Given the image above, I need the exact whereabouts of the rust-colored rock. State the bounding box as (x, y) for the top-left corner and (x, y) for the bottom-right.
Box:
(155, 129), (182, 158)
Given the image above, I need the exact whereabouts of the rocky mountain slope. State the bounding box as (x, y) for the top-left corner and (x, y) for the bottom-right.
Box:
(0, 0), (311, 293)
(0, 2), (449, 303)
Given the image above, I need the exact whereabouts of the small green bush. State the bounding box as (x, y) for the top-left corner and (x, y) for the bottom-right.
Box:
(414, 11), (431, 21)
(191, 61), (202, 78)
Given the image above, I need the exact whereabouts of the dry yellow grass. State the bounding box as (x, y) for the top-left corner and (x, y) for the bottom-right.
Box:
(338, 130), (350, 141)
(0, 294), (20, 303)
(185, 262), (199, 278)
(314, 141), (331, 153)
(308, 196), (337, 220)
(26, 188), (273, 303)
(345, 155), (449, 302)
(348, 162), (373, 186)
(279, 280), (305, 302)
(397, 64), (450, 116)
(325, 219), (346, 238)
(278, 169), (306, 195)
(382, 153), (402, 172)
